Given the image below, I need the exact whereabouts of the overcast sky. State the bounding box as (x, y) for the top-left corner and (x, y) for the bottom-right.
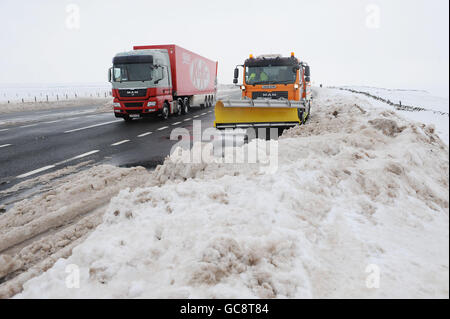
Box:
(0, 0), (448, 97)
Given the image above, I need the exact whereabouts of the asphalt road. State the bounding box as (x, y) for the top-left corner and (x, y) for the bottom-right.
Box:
(0, 102), (221, 197)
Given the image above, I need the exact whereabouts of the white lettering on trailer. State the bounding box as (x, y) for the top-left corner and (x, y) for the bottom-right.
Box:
(190, 59), (210, 90)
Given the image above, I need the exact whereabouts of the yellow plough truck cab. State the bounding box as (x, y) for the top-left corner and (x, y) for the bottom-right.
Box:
(214, 53), (312, 130)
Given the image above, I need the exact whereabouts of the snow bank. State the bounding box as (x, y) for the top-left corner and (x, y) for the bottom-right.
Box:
(15, 88), (449, 298)
(0, 164), (150, 298)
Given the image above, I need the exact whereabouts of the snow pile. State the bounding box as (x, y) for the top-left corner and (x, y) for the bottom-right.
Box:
(0, 164), (150, 298)
(15, 88), (449, 298)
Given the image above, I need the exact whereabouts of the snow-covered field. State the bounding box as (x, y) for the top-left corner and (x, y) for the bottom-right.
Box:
(11, 88), (448, 298)
(335, 86), (449, 145)
(0, 83), (112, 115)
(338, 86), (449, 114)
(0, 83), (111, 104)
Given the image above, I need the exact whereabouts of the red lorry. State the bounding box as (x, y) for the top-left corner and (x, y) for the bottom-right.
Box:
(108, 44), (218, 121)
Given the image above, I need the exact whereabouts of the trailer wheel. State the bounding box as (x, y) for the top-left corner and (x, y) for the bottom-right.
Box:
(208, 96), (212, 107)
(201, 96), (207, 109)
(176, 98), (183, 116)
(161, 102), (170, 120)
(182, 98), (190, 114)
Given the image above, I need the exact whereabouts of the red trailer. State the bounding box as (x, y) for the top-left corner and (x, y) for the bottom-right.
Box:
(108, 44), (217, 121)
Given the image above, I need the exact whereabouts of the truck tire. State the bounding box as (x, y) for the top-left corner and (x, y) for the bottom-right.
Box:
(298, 109), (305, 125)
(208, 96), (212, 107)
(161, 102), (170, 120)
(177, 98), (183, 116)
(305, 101), (311, 121)
(182, 98), (190, 114)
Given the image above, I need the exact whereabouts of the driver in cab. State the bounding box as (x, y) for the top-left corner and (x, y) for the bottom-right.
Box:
(248, 69), (268, 83)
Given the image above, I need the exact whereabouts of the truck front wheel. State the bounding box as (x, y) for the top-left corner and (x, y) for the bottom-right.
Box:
(123, 115), (133, 122)
(161, 103), (169, 120)
(305, 101), (311, 121)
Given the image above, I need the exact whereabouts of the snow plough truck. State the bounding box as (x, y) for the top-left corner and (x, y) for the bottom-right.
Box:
(214, 53), (311, 130)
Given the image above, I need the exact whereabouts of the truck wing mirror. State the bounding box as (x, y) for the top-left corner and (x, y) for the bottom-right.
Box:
(304, 65), (310, 77)
(108, 68), (112, 82)
(233, 68), (239, 81)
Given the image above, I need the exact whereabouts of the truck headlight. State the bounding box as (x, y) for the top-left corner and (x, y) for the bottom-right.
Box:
(147, 101), (156, 107)
(294, 84), (299, 89)
(241, 86), (246, 90)
(113, 102), (121, 107)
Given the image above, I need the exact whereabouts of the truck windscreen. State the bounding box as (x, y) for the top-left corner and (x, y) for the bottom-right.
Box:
(245, 66), (296, 85)
(113, 63), (153, 82)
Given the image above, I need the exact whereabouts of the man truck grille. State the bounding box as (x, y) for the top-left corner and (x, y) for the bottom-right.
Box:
(252, 91), (289, 99)
(124, 102), (143, 108)
(119, 89), (147, 98)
